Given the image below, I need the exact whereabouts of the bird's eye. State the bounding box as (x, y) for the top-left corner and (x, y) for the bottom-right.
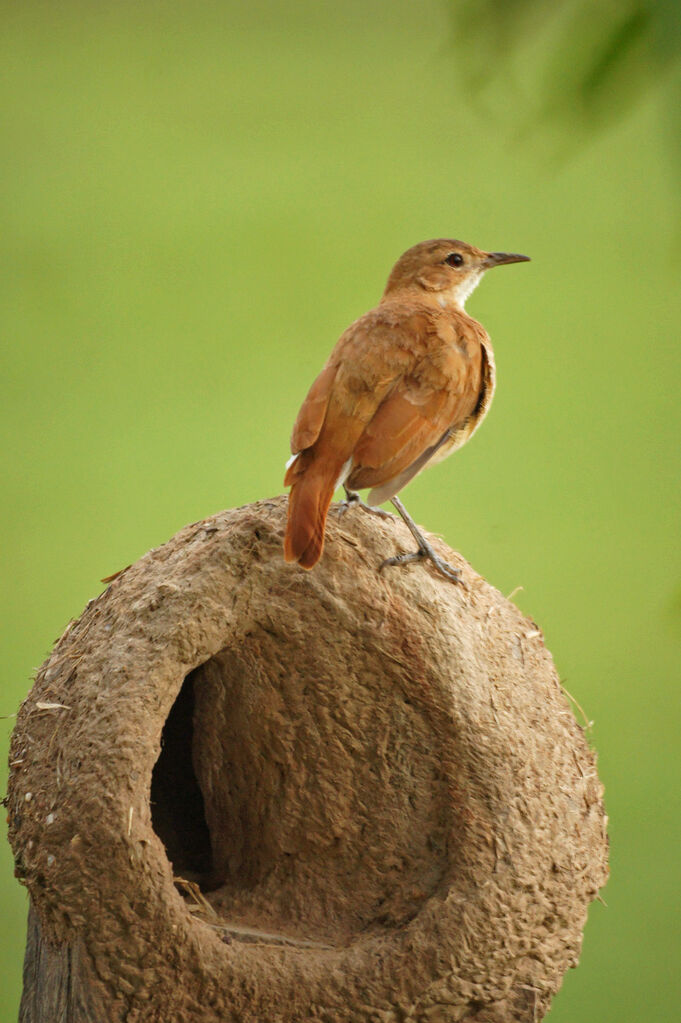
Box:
(445, 252), (464, 267)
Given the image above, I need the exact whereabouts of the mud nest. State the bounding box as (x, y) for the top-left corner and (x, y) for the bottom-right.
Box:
(8, 496), (608, 1022)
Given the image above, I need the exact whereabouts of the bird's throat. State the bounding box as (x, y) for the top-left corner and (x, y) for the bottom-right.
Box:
(438, 272), (483, 311)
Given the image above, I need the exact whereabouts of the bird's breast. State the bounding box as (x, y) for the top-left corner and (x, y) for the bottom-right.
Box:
(429, 337), (496, 466)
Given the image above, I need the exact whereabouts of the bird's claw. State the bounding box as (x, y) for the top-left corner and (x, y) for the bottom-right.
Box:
(380, 544), (466, 587)
(336, 497), (356, 519)
(337, 492), (394, 520)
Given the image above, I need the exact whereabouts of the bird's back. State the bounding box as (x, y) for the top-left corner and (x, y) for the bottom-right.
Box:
(284, 299), (491, 564)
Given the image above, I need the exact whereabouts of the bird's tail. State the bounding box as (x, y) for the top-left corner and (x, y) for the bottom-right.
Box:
(284, 456), (338, 569)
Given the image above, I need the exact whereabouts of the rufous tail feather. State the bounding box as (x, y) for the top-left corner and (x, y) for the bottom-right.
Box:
(284, 466), (337, 569)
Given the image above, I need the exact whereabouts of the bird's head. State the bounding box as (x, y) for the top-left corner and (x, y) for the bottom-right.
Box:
(382, 239), (530, 309)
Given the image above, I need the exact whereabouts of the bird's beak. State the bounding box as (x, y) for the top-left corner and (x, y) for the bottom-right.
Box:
(484, 251), (531, 268)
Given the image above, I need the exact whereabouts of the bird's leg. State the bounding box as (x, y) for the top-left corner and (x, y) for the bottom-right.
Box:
(380, 496), (464, 585)
(337, 486), (395, 520)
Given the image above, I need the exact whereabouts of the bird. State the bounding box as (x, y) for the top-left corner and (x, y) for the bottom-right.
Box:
(283, 238), (529, 582)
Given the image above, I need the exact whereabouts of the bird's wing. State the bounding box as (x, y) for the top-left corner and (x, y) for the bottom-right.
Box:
(289, 363), (338, 453)
(355, 423), (453, 506)
(288, 306), (483, 499)
(289, 309), (414, 459)
(347, 341), (483, 500)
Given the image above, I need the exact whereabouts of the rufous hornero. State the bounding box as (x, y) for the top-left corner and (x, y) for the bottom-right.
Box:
(283, 239), (529, 583)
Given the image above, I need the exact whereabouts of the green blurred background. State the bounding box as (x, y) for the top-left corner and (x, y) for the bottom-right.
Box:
(1, 1), (679, 1019)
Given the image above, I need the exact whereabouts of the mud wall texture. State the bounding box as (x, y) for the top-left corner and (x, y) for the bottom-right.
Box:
(7, 496), (608, 1022)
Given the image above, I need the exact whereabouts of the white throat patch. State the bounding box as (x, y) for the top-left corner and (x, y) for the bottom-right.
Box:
(436, 271), (483, 310)
(454, 270), (483, 309)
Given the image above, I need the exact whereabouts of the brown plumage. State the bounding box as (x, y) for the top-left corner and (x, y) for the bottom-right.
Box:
(284, 239), (529, 576)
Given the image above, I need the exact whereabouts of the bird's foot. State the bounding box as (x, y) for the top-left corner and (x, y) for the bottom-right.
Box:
(380, 539), (465, 587)
(337, 490), (394, 520)
(380, 495), (466, 586)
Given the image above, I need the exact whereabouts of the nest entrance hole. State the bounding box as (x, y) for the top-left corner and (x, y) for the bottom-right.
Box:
(150, 672), (212, 877)
(151, 635), (454, 946)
